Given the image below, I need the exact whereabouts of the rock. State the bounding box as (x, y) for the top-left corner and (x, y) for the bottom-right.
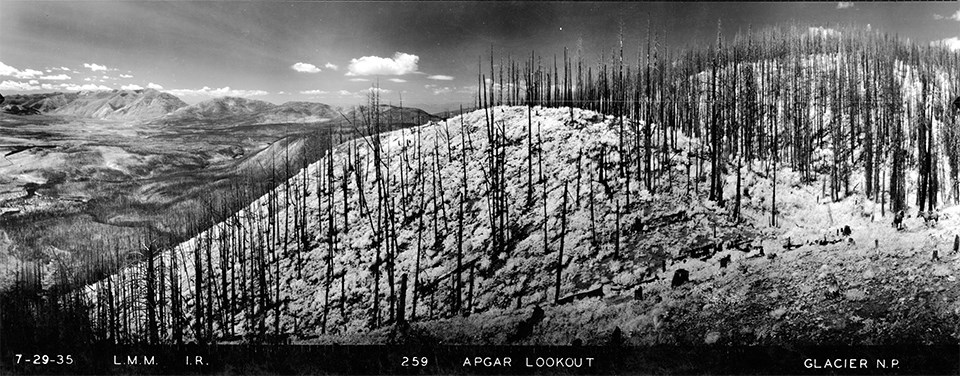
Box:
(932, 265), (951, 277)
(844, 289), (867, 301)
(770, 307), (787, 319)
(862, 269), (875, 280)
(704, 331), (721, 344)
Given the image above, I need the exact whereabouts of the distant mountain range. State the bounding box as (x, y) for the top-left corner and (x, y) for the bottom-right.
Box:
(1, 89), (440, 126)
(2, 89), (186, 120)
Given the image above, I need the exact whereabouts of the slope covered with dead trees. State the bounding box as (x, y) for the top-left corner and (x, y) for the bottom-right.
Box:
(3, 23), (959, 346)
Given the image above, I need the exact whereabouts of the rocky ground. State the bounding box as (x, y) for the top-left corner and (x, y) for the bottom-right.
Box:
(306, 169), (960, 346)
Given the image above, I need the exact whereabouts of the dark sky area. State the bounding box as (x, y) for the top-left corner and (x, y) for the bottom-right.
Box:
(1, 1), (958, 112)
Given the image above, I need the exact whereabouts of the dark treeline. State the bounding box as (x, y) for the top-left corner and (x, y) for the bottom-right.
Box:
(3, 23), (959, 348)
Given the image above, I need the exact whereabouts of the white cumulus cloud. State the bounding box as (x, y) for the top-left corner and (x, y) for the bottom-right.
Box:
(164, 86), (269, 98)
(932, 37), (960, 51)
(349, 78), (370, 82)
(934, 9), (960, 21)
(325, 62), (339, 70)
(431, 86), (454, 95)
(364, 87), (392, 95)
(0, 61), (43, 79)
(119, 74), (133, 78)
(388, 78), (407, 83)
(121, 84), (144, 90)
(427, 74), (454, 81)
(301, 89), (329, 95)
(147, 82), (164, 90)
(346, 52), (418, 76)
(83, 63), (110, 72)
(0, 80), (41, 91)
(59, 83), (112, 91)
(292, 62), (321, 73)
(836, 2), (854, 9)
(39, 74), (71, 81)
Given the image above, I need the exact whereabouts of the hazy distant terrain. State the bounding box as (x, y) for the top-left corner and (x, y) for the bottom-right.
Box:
(0, 89), (437, 267)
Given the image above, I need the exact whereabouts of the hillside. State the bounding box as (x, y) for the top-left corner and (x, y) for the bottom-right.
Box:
(6, 23), (959, 350)
(2, 92), (80, 115)
(1, 90), (439, 128)
(341, 104), (442, 128)
(2, 89), (186, 120)
(79, 105), (960, 345)
(253, 101), (338, 124)
(50, 89), (187, 120)
(163, 96), (276, 121)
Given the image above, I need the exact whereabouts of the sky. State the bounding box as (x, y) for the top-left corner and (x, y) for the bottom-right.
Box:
(1, 1), (958, 113)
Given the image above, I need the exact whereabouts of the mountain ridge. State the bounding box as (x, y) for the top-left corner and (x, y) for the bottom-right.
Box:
(1, 90), (440, 127)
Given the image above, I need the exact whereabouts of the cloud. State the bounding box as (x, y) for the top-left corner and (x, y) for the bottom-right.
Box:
(0, 80), (41, 91)
(427, 74), (454, 81)
(292, 62), (321, 73)
(0, 61), (44, 79)
(59, 83), (112, 91)
(39, 74), (71, 81)
(119, 74), (134, 78)
(0, 62), (16, 76)
(934, 9), (959, 20)
(349, 78), (370, 82)
(430, 86), (454, 95)
(324, 62), (339, 70)
(931, 37), (960, 51)
(59, 66), (70, 71)
(164, 86), (269, 98)
(121, 84), (144, 90)
(346, 52), (418, 76)
(83, 63), (110, 72)
(300, 89), (329, 95)
(388, 78), (407, 83)
(147, 82), (164, 90)
(29, 80), (39, 85)
(836, 2), (854, 9)
(332, 88), (393, 97)
(83, 77), (93, 82)
(364, 87), (392, 95)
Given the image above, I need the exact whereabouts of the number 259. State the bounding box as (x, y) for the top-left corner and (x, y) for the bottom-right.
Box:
(402, 356), (428, 366)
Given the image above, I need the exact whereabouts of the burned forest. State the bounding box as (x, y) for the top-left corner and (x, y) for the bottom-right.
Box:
(2, 20), (960, 352)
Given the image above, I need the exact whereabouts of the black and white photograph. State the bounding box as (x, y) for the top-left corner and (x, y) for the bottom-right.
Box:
(1, 1), (959, 374)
